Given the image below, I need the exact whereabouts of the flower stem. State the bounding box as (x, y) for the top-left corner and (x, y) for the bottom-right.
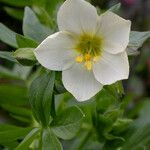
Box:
(50, 93), (56, 118)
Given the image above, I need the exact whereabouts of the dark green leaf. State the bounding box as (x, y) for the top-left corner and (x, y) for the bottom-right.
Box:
(96, 89), (117, 113)
(4, 7), (24, 20)
(0, 51), (17, 63)
(29, 72), (55, 127)
(16, 34), (38, 48)
(12, 64), (32, 80)
(108, 3), (121, 14)
(1, 104), (32, 123)
(0, 23), (18, 48)
(122, 101), (150, 149)
(13, 48), (36, 66)
(42, 127), (63, 150)
(23, 7), (52, 42)
(122, 125), (150, 150)
(15, 128), (40, 150)
(127, 31), (150, 55)
(0, 0), (32, 7)
(51, 106), (84, 140)
(0, 124), (32, 144)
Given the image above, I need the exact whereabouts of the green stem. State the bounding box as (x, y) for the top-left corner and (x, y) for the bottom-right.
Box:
(50, 93), (56, 118)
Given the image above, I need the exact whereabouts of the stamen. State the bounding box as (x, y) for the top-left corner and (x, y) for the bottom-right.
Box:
(84, 53), (91, 61)
(75, 56), (83, 63)
(85, 61), (92, 70)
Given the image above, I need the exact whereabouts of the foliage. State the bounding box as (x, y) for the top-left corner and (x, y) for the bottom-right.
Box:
(0, 0), (150, 150)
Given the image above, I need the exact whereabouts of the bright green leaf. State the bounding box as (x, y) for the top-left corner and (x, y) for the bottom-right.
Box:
(51, 106), (84, 140)
(16, 34), (38, 48)
(111, 118), (133, 134)
(42, 127), (63, 150)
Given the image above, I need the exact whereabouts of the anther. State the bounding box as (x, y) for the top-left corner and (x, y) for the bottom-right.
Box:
(75, 56), (83, 63)
(85, 61), (92, 70)
(84, 53), (91, 61)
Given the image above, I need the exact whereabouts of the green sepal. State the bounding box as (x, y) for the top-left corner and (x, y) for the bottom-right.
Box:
(13, 48), (36, 66)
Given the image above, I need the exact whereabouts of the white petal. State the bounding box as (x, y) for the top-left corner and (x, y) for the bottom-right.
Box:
(97, 11), (131, 54)
(34, 31), (77, 71)
(62, 63), (103, 101)
(57, 0), (98, 35)
(93, 51), (129, 85)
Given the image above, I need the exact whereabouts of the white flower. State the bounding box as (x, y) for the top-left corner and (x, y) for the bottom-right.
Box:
(34, 0), (131, 101)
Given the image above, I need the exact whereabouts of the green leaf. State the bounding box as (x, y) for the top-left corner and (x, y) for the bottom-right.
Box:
(0, 124), (32, 144)
(0, 23), (18, 48)
(42, 127), (63, 150)
(4, 7), (24, 20)
(96, 89), (117, 113)
(0, 51), (17, 63)
(32, 0), (63, 16)
(0, 84), (28, 105)
(15, 128), (40, 150)
(1, 104), (32, 123)
(51, 106), (84, 140)
(0, 65), (18, 78)
(29, 72), (55, 127)
(16, 34), (38, 48)
(45, 0), (63, 15)
(108, 3), (121, 13)
(111, 118), (133, 134)
(104, 133), (125, 141)
(13, 48), (36, 66)
(127, 31), (150, 55)
(122, 125), (150, 150)
(0, 0), (32, 7)
(23, 7), (52, 42)
(33, 6), (54, 28)
(12, 64), (32, 80)
(122, 100), (150, 149)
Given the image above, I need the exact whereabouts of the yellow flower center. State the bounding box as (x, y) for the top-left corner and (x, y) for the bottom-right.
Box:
(75, 34), (103, 70)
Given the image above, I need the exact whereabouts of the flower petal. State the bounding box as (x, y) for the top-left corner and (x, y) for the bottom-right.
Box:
(62, 63), (103, 101)
(97, 11), (131, 54)
(57, 0), (98, 35)
(93, 51), (129, 85)
(34, 31), (76, 71)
